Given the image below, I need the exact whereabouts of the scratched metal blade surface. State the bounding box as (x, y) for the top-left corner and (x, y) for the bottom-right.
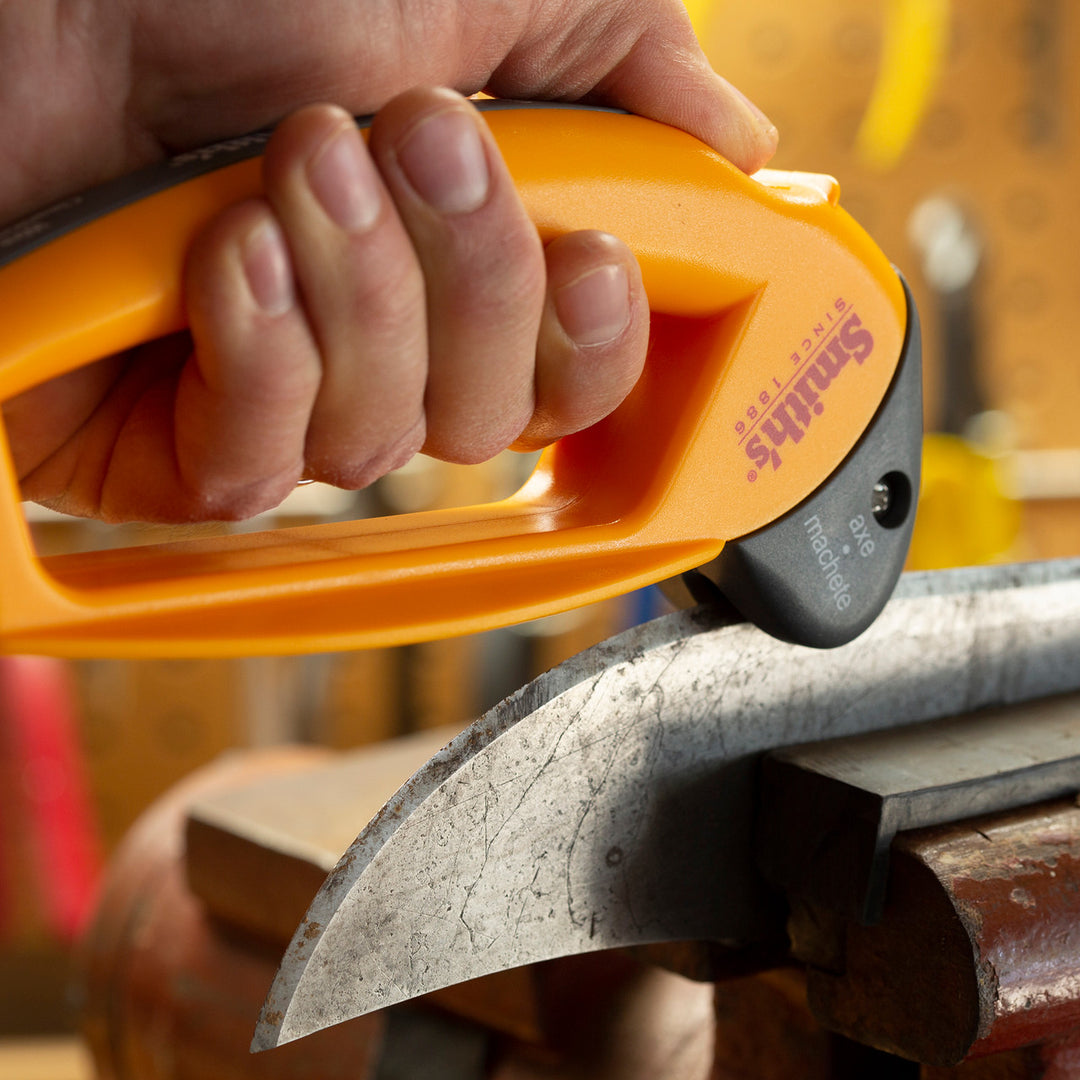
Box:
(254, 558), (1080, 1050)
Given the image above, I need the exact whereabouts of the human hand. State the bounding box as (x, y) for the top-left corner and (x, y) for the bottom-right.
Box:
(1, 2), (777, 522)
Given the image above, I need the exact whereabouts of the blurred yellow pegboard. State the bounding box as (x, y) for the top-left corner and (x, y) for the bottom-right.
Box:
(700, 0), (1080, 555)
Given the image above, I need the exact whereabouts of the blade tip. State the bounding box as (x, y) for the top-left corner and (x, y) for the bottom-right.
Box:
(250, 1010), (297, 1054)
(250, 1022), (280, 1054)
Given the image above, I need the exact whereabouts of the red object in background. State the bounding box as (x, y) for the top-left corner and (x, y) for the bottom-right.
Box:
(0, 656), (102, 941)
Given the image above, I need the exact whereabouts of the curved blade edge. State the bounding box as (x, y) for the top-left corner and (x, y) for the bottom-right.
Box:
(254, 558), (1080, 1051)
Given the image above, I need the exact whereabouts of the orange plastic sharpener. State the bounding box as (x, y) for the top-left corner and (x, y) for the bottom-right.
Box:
(0, 105), (906, 657)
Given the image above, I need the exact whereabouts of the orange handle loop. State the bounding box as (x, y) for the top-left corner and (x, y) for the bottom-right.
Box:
(0, 107), (905, 656)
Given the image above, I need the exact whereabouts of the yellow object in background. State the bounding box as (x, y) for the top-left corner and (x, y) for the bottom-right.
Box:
(683, 0), (714, 40)
(907, 433), (1021, 570)
(856, 0), (951, 169)
(689, 0), (950, 171)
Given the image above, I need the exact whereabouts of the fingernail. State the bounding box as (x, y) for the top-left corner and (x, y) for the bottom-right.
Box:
(397, 108), (490, 214)
(555, 264), (630, 347)
(731, 83), (777, 136)
(307, 123), (382, 231)
(241, 219), (293, 316)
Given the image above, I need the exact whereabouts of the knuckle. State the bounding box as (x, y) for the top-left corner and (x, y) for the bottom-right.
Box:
(535, 335), (647, 439)
(427, 405), (532, 466)
(446, 216), (545, 316)
(181, 474), (299, 522)
(340, 246), (425, 335)
(305, 414), (426, 490)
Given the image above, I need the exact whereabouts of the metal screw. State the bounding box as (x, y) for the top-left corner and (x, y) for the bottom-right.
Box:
(872, 480), (892, 521)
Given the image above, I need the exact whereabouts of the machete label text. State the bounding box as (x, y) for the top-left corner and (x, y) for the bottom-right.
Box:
(803, 514), (854, 612)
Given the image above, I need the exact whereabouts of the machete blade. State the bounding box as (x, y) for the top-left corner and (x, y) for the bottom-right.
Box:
(254, 558), (1080, 1051)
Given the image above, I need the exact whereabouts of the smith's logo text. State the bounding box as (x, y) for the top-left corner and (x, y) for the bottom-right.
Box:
(745, 313), (874, 475)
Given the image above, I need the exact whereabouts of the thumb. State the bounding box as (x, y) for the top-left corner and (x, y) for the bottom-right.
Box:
(588, 8), (778, 173)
